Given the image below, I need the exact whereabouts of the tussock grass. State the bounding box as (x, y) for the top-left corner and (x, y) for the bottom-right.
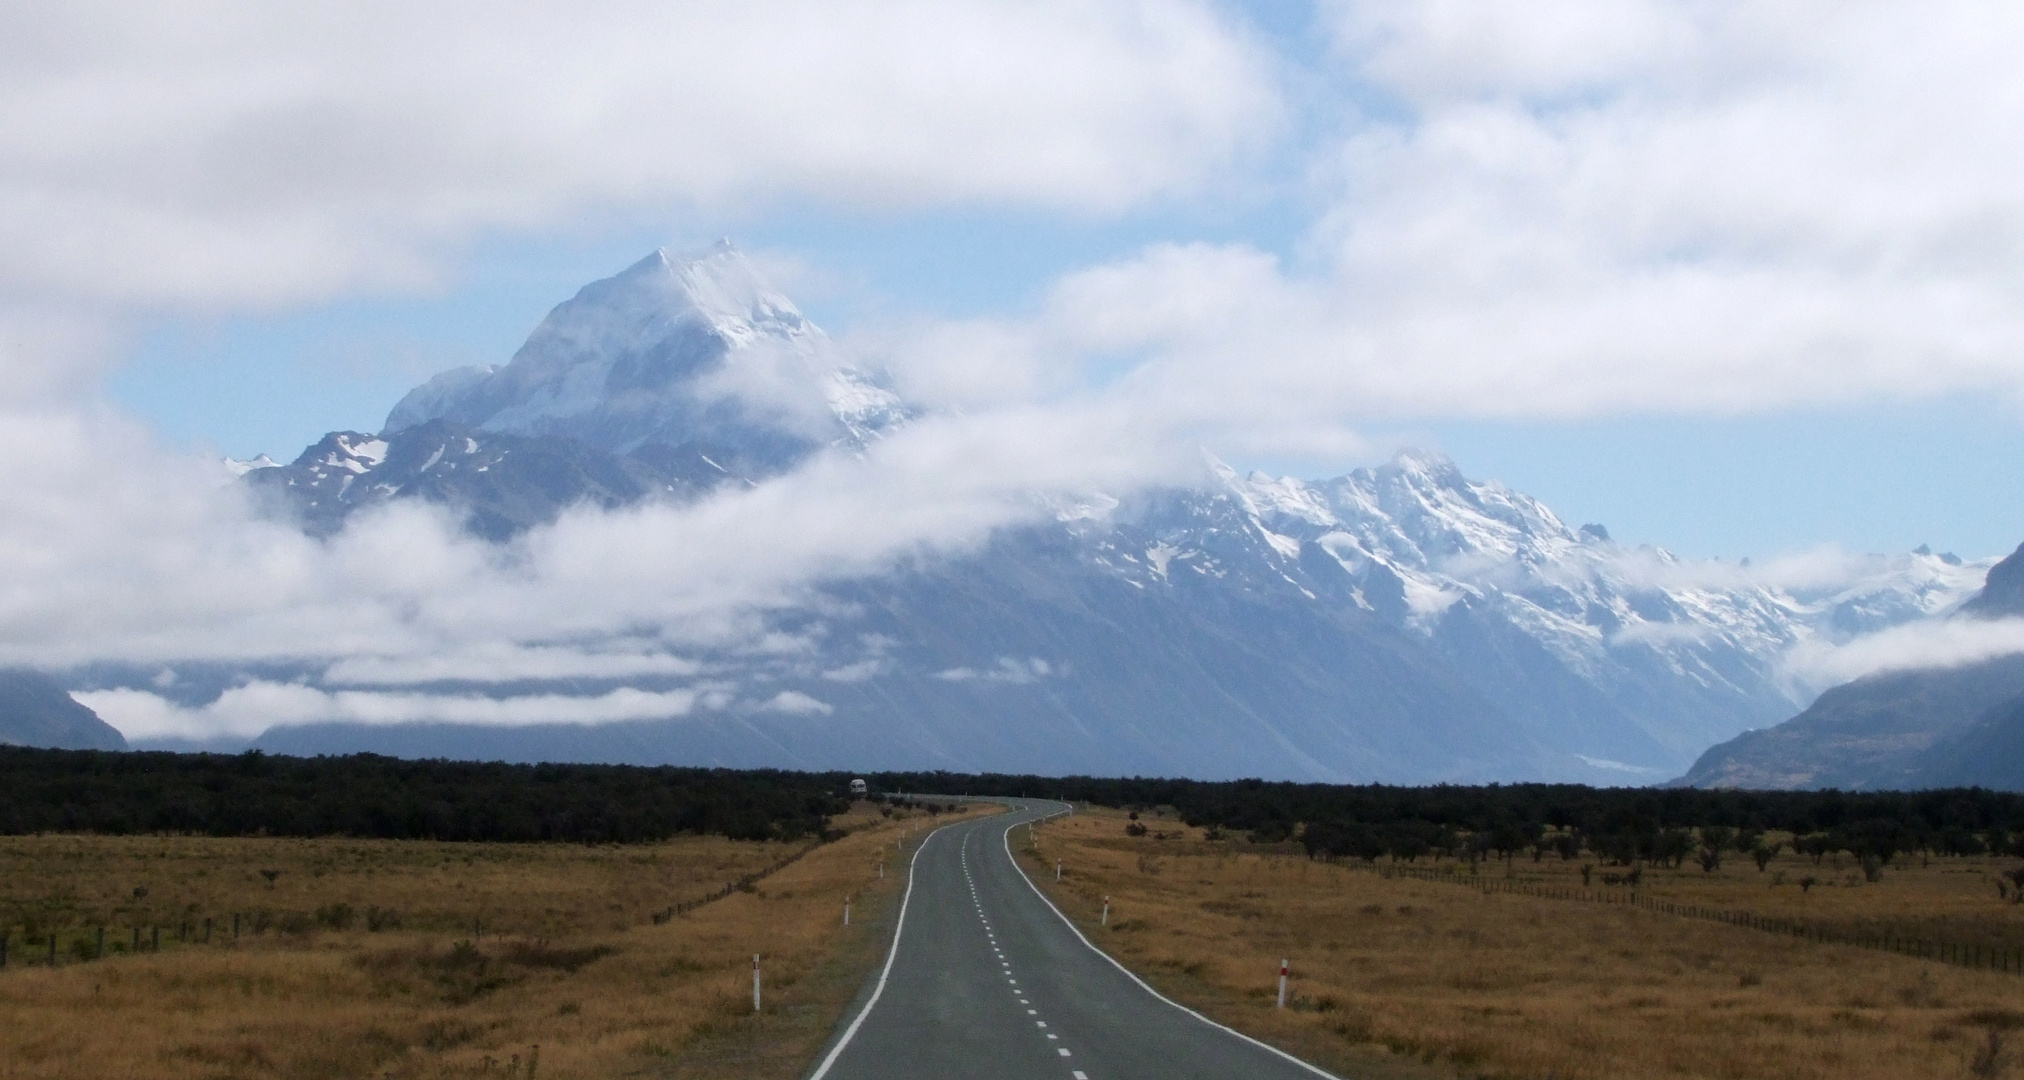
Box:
(1030, 808), (2024, 1080)
(0, 803), (984, 1078)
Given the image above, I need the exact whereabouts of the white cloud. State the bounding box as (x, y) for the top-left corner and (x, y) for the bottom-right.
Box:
(79, 682), (703, 740)
(322, 645), (702, 686)
(0, 396), (1167, 698)
(0, 1), (1275, 312)
(881, 2), (2024, 453)
(1781, 616), (2024, 690)
(1608, 621), (1712, 649)
(758, 690), (834, 716)
(933, 656), (1057, 683)
(820, 659), (890, 684)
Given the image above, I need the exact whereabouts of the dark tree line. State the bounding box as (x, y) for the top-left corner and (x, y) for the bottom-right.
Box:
(14, 750), (2020, 860)
(867, 770), (2024, 866)
(0, 747), (850, 843)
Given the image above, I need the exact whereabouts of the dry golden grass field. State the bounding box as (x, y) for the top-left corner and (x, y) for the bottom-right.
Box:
(0, 801), (989, 1080)
(1026, 807), (2024, 1080)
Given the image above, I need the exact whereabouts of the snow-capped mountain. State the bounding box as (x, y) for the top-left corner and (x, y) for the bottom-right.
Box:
(251, 243), (912, 538)
(214, 244), (1991, 783)
(1143, 457), (1986, 765)
(384, 241), (909, 465)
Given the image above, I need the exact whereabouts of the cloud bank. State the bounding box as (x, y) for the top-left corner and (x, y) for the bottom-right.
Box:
(0, 1), (1274, 312)
(1782, 617), (2024, 689)
(885, 2), (2024, 443)
(79, 682), (707, 740)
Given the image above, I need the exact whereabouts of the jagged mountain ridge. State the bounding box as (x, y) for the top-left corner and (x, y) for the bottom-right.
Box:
(216, 244), (1991, 783)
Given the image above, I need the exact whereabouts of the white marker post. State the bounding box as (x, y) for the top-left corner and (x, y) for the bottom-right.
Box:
(1277, 959), (1289, 1008)
(1055, 859), (1062, 881)
(753, 954), (762, 1012)
(844, 897), (852, 926)
(1101, 896), (1110, 926)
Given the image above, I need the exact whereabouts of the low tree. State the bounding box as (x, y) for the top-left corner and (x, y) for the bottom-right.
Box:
(1794, 833), (1832, 864)
(1387, 830), (1430, 862)
(1653, 828), (1696, 869)
(1700, 825), (1737, 853)
(1750, 840), (1784, 872)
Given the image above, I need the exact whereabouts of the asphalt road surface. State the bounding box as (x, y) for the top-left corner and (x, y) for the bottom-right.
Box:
(808, 799), (1340, 1080)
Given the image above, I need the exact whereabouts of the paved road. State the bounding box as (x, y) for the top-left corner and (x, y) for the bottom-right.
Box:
(808, 799), (1339, 1080)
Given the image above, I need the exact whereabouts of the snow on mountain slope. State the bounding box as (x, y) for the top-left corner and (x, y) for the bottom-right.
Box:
(1037, 449), (1989, 774)
(221, 453), (279, 478)
(383, 240), (909, 464)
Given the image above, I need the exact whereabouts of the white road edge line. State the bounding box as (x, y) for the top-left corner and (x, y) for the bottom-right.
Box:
(1003, 802), (1347, 1080)
(805, 817), (959, 1080)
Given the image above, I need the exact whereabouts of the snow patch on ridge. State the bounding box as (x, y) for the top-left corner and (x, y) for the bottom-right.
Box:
(222, 454), (278, 478)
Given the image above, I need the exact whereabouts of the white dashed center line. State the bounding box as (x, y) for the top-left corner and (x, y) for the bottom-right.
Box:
(963, 816), (1090, 1077)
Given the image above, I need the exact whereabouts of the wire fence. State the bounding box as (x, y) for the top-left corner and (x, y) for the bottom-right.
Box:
(649, 836), (830, 924)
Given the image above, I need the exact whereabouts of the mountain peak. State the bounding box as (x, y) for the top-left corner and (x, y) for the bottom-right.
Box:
(589, 240), (803, 341)
(1380, 447), (1471, 494)
(379, 241), (900, 465)
(1387, 446), (1461, 477)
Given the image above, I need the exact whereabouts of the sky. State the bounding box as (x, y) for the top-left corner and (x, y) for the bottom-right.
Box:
(7, 1), (2024, 738)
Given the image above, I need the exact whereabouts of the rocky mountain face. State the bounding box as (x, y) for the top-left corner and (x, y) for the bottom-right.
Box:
(247, 419), (753, 540)
(221, 243), (1991, 783)
(1679, 543), (2024, 790)
(0, 669), (126, 751)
